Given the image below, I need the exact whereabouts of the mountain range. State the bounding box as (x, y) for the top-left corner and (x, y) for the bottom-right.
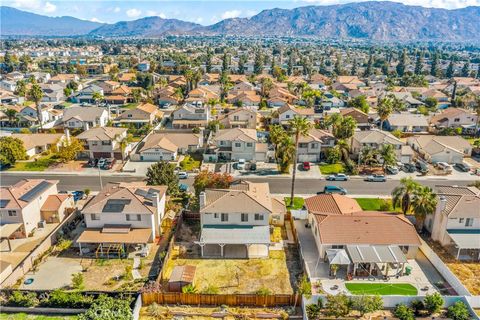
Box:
(1, 2), (480, 41)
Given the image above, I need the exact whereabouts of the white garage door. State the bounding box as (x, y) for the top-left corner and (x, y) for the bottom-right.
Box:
(298, 154), (318, 162)
(140, 152), (172, 161)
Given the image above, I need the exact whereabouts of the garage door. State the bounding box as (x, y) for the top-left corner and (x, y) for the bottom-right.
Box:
(298, 154), (318, 162)
(140, 152), (162, 161)
(93, 152), (111, 159)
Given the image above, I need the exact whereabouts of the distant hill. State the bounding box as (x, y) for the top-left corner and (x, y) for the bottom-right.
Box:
(2, 2), (480, 41)
(197, 2), (480, 41)
(0, 6), (103, 36)
(89, 16), (201, 37)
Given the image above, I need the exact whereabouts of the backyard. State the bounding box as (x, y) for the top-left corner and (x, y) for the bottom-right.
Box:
(284, 197), (305, 210)
(140, 305), (291, 319)
(345, 283), (418, 296)
(0, 315), (76, 320)
(354, 198), (401, 212)
(163, 248), (293, 294)
(319, 163), (345, 174)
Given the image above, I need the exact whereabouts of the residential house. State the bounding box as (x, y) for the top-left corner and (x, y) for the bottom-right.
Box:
(425, 185), (480, 261)
(62, 107), (108, 131)
(388, 92), (424, 108)
(277, 104), (315, 125)
(155, 87), (181, 106)
(74, 84), (104, 104)
(77, 182), (167, 255)
(340, 108), (370, 130)
(421, 89), (450, 109)
(351, 129), (413, 163)
(0, 179), (72, 239)
(19, 105), (50, 125)
(137, 61), (150, 72)
(171, 104), (210, 129)
(305, 194), (421, 278)
(430, 108), (478, 130)
(114, 103), (162, 128)
(218, 107), (257, 129)
(196, 181), (285, 258)
(227, 91), (261, 107)
(40, 83), (65, 103)
(117, 73), (136, 83)
(332, 76), (366, 94)
(0, 80), (17, 92)
(407, 135), (472, 164)
(385, 113), (429, 133)
(77, 126), (131, 160)
(185, 86), (219, 105)
(136, 132), (203, 161)
(297, 129), (335, 162)
(11, 133), (65, 158)
(49, 74), (79, 84)
(104, 85), (131, 105)
(205, 128), (266, 162)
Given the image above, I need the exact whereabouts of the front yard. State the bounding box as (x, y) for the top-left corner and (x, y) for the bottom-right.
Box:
(179, 155), (201, 171)
(354, 198), (401, 212)
(319, 163), (345, 174)
(163, 248), (293, 294)
(9, 154), (57, 171)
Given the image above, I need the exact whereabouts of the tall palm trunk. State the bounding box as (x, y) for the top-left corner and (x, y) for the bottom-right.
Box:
(290, 132), (299, 206)
(35, 101), (43, 131)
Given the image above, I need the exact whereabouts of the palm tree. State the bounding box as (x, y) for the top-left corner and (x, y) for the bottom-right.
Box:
(360, 146), (378, 167)
(5, 109), (17, 126)
(411, 186), (438, 231)
(392, 177), (421, 215)
(288, 116), (312, 206)
(28, 82), (44, 131)
(260, 77), (273, 98)
(379, 144), (397, 172)
(276, 135), (295, 174)
(473, 97), (480, 137)
(183, 68), (194, 94)
(92, 91), (104, 106)
(334, 115), (357, 140)
(173, 87), (184, 102)
(117, 134), (133, 162)
(335, 139), (351, 164)
(377, 97), (393, 131)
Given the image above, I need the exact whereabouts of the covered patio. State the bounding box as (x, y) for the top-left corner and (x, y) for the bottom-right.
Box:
(0, 223), (24, 252)
(346, 245), (408, 279)
(448, 230), (480, 261)
(196, 225), (270, 259)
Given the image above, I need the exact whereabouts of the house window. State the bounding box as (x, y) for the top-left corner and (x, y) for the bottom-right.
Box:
(235, 143), (241, 148)
(285, 115), (290, 119)
(101, 141), (111, 146)
(241, 213), (248, 222)
(233, 116), (239, 121)
(299, 143), (308, 148)
(332, 245), (344, 249)
(91, 214), (100, 220)
(128, 114), (132, 118)
(465, 218), (473, 227)
(459, 218), (464, 223)
(92, 141), (98, 146)
(254, 213), (264, 221)
(220, 141), (225, 146)
(221, 213), (228, 222)
(454, 118), (460, 122)
(311, 143), (317, 148)
(7, 210), (16, 216)
(126, 214), (141, 221)
(246, 143), (253, 147)
(214, 213), (219, 219)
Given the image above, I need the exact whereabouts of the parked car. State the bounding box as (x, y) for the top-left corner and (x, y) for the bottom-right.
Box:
(179, 183), (189, 192)
(319, 185), (347, 195)
(178, 171), (188, 179)
(403, 163), (416, 173)
(435, 162), (453, 173)
(365, 174), (387, 182)
(415, 160), (429, 174)
(88, 158), (98, 167)
(302, 162), (311, 171)
(386, 165), (399, 175)
(326, 173), (349, 181)
(102, 158), (116, 170)
(455, 162), (471, 172)
(97, 158), (106, 168)
(249, 162), (257, 171)
(71, 191), (85, 202)
(236, 159), (246, 170)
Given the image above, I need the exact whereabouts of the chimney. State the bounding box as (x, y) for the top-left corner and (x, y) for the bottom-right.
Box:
(438, 195), (447, 213)
(215, 124), (220, 133)
(199, 191), (206, 209)
(64, 128), (71, 145)
(152, 193), (159, 207)
(85, 122), (90, 131)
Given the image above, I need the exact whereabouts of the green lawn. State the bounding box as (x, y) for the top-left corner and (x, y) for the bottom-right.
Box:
(284, 197), (305, 210)
(355, 198), (401, 212)
(179, 155), (201, 171)
(319, 163), (345, 174)
(9, 155), (57, 171)
(345, 283), (418, 296)
(0, 314), (76, 320)
(121, 102), (140, 109)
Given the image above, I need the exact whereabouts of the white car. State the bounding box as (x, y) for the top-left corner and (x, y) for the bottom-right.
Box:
(436, 162), (453, 173)
(97, 158), (106, 167)
(177, 171), (188, 179)
(236, 159), (246, 170)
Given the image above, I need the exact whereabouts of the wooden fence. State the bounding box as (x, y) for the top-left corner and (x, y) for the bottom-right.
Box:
(142, 292), (299, 307)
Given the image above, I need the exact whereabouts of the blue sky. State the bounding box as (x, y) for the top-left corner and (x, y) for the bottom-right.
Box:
(4, 0), (480, 24)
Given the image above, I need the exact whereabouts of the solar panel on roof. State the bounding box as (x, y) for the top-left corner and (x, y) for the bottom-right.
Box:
(19, 181), (52, 202)
(134, 189), (148, 197)
(102, 199), (131, 213)
(0, 199), (10, 208)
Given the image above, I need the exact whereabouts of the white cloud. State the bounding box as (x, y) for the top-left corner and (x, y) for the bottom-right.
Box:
(195, 17), (204, 23)
(244, 10), (258, 17)
(113, 7), (121, 13)
(43, 2), (56, 13)
(12, 0), (41, 10)
(146, 10), (166, 18)
(90, 17), (103, 23)
(126, 8), (142, 18)
(221, 9), (242, 19)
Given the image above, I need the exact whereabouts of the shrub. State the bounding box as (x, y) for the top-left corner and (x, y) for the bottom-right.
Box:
(42, 290), (94, 309)
(202, 285), (219, 294)
(71, 272), (85, 290)
(410, 299), (425, 316)
(56, 238), (73, 252)
(447, 301), (471, 320)
(78, 295), (132, 320)
(394, 303), (415, 320)
(7, 291), (39, 307)
(255, 287), (272, 296)
(424, 292), (444, 315)
(123, 265), (133, 281)
(182, 284), (198, 293)
(352, 295), (383, 316)
(325, 293), (351, 318)
(147, 302), (163, 318)
(306, 303), (321, 319)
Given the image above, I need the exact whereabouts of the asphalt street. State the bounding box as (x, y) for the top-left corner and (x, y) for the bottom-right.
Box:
(0, 172), (474, 195)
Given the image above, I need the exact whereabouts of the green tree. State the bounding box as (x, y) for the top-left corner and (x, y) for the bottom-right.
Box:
(334, 54), (343, 75)
(57, 137), (84, 163)
(294, 275), (311, 309)
(182, 284), (198, 293)
(414, 52), (423, 75)
(396, 49), (407, 76)
(352, 295), (383, 316)
(333, 115), (357, 140)
(447, 301), (471, 320)
(71, 273), (85, 290)
(424, 97), (438, 110)
(364, 53), (373, 77)
(28, 82), (44, 130)
(430, 52), (439, 77)
(446, 59), (455, 78)
(347, 95), (369, 114)
(411, 186), (438, 231)
(288, 116), (312, 206)
(5, 109), (18, 125)
(260, 77), (273, 98)
(146, 161), (179, 195)
(78, 295), (132, 320)
(302, 89), (321, 108)
(377, 97), (394, 130)
(14, 80), (27, 97)
(394, 303), (415, 320)
(254, 50), (264, 75)
(193, 170), (232, 196)
(0, 136), (27, 166)
(92, 91), (104, 106)
(392, 177), (421, 215)
(325, 293), (351, 318)
(360, 146), (379, 167)
(461, 60), (470, 77)
(379, 144), (397, 172)
(238, 54), (247, 74)
(423, 293), (444, 315)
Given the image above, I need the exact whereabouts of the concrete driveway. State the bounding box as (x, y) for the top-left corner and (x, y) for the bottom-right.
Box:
(20, 257), (82, 290)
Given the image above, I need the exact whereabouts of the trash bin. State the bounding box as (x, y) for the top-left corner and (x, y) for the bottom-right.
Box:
(405, 266), (412, 275)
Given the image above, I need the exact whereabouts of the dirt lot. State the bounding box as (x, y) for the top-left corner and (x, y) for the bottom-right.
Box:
(425, 239), (480, 295)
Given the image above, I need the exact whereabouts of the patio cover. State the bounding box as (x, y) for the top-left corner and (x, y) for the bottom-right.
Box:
(198, 225), (270, 245)
(326, 249), (351, 265)
(0, 223), (22, 238)
(346, 245), (407, 264)
(447, 229), (480, 249)
(77, 228), (152, 244)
